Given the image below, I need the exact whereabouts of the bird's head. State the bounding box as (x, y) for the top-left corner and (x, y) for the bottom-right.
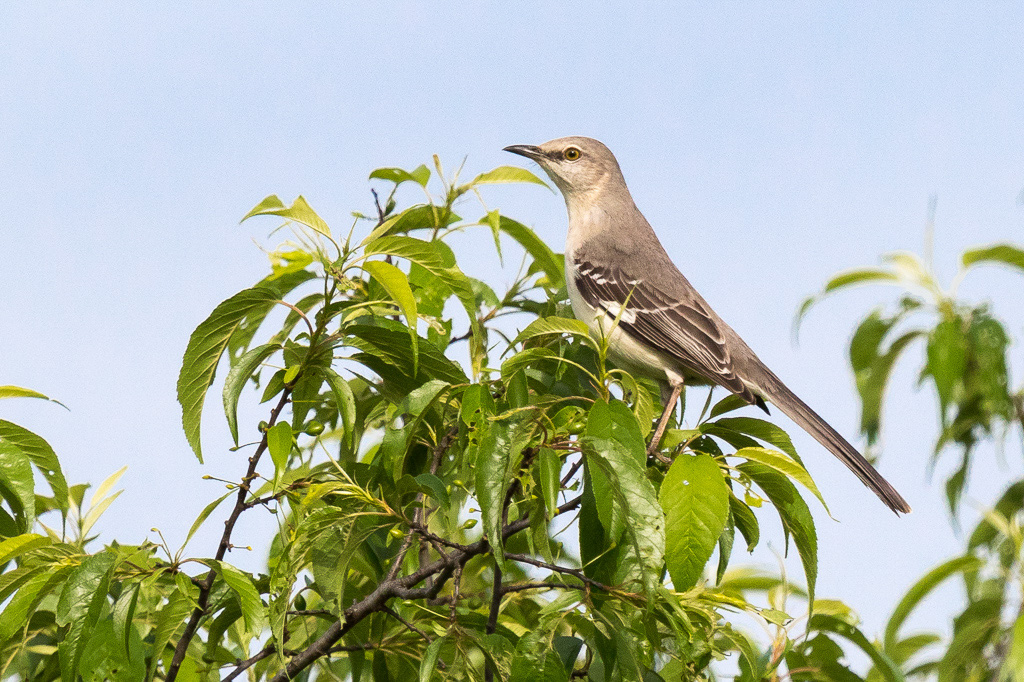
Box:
(503, 136), (624, 198)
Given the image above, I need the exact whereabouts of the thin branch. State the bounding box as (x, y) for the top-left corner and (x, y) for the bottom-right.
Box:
(502, 581), (581, 593)
(560, 456), (584, 487)
(503, 552), (618, 594)
(484, 562), (503, 682)
(223, 646), (275, 681)
(383, 605), (433, 644)
(166, 388), (293, 681)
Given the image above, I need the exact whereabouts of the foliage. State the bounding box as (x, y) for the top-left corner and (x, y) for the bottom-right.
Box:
(800, 237), (1024, 680)
(0, 158), (841, 680)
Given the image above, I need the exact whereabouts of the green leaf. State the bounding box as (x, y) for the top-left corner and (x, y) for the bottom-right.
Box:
(111, 582), (140, 659)
(713, 417), (800, 460)
(962, 243), (1024, 274)
(730, 493), (760, 552)
(510, 315), (594, 349)
(0, 386), (65, 408)
(322, 369), (357, 447)
(415, 473), (450, 509)
(184, 490), (234, 548)
(883, 554), (982, 651)
(660, 453), (729, 590)
(733, 447), (828, 513)
(581, 401), (665, 594)
(56, 552), (116, 682)
(178, 286), (283, 462)
(585, 399), (647, 539)
(795, 267), (901, 333)
(0, 420), (68, 510)
(739, 462), (818, 604)
(536, 449), (561, 519)
(0, 565), (73, 640)
(363, 236), (481, 341)
(501, 347), (558, 381)
(370, 164), (431, 187)
(241, 194), (332, 238)
(146, 589), (192, 682)
(491, 215), (564, 289)
(0, 533), (49, 566)
(227, 270), (316, 363)
(419, 635), (445, 682)
(475, 420), (523, 571)
(204, 560), (267, 635)
(811, 613), (906, 682)
(222, 343), (280, 445)
(969, 481), (1024, 552)
(267, 422), (293, 478)
(470, 165), (549, 188)
(0, 444), (35, 533)
(709, 394), (751, 419)
(364, 259), (419, 375)
(926, 318), (968, 412)
(1000, 611), (1024, 681)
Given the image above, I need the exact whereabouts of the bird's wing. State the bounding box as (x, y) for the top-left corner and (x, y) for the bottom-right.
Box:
(573, 257), (763, 406)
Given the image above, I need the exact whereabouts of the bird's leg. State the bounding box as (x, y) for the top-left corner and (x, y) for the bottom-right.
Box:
(648, 381), (683, 461)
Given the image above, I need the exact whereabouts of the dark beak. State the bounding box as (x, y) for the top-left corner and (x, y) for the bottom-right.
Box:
(503, 144), (545, 161)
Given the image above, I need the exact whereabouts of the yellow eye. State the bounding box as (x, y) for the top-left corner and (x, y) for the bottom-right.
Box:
(563, 147), (581, 161)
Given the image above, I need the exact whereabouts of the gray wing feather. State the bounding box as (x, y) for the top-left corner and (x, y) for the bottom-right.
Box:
(574, 259), (759, 403)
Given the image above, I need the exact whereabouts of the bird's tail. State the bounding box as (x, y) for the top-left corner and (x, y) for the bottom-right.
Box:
(756, 372), (911, 515)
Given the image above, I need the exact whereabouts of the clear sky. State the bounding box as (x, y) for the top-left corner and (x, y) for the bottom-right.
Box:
(2, 1), (1023, 661)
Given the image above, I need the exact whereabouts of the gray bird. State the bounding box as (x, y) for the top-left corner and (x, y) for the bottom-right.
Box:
(504, 136), (911, 515)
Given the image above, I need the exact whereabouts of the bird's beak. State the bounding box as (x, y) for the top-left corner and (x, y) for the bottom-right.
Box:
(503, 144), (545, 161)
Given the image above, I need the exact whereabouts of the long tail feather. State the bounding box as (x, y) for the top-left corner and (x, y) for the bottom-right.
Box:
(756, 372), (911, 515)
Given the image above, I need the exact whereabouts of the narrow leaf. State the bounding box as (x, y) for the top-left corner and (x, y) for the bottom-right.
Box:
(178, 287), (282, 462)
(222, 343), (280, 446)
(739, 463), (818, 604)
(370, 165), (430, 187)
(510, 316), (594, 350)
(364, 259), (419, 374)
(322, 369), (357, 447)
(733, 447), (829, 513)
(883, 554), (982, 651)
(0, 533), (49, 566)
(474, 420), (521, 571)
(267, 422), (292, 477)
(470, 165), (549, 188)
(962, 243), (1024, 274)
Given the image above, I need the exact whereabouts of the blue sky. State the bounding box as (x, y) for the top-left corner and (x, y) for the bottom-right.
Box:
(2, 1), (1023, 656)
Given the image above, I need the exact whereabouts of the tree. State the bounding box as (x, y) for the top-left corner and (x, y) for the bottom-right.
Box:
(2, 155), (992, 681)
(793, 234), (1024, 681)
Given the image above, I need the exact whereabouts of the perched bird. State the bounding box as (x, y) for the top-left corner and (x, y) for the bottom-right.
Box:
(504, 137), (910, 514)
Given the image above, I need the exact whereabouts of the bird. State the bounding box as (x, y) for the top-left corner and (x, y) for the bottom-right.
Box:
(504, 137), (911, 514)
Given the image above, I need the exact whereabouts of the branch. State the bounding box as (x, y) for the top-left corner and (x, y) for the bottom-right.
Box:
(503, 552), (618, 595)
(265, 491), (584, 679)
(166, 388), (292, 681)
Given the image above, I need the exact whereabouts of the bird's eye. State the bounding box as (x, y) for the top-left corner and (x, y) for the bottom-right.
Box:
(563, 147), (581, 161)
